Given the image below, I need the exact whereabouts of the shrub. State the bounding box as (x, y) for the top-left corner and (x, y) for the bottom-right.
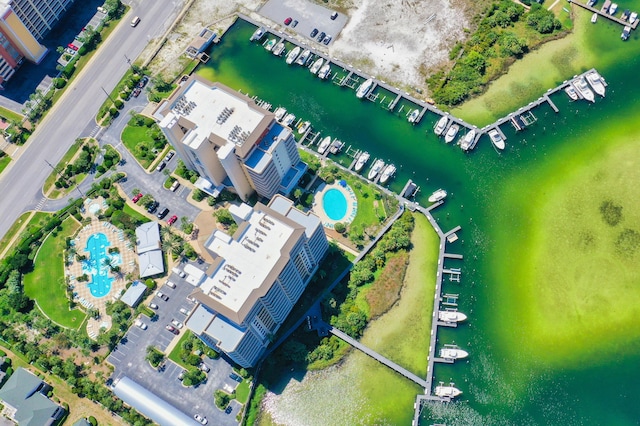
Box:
(53, 78), (67, 89)
(88, 416), (98, 426)
(114, 100), (124, 109)
(334, 222), (346, 233)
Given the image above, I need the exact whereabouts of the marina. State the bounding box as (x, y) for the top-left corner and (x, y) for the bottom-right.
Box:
(568, 0), (639, 30)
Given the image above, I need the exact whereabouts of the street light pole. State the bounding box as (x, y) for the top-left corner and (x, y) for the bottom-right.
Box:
(100, 86), (115, 104)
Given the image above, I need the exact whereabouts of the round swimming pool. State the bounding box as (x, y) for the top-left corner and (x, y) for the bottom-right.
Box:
(323, 188), (348, 221)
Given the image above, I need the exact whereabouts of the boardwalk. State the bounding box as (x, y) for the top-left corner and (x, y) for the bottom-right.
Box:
(568, 0), (639, 29)
(329, 327), (428, 388)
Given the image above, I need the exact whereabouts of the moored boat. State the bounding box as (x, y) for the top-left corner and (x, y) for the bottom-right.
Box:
(440, 346), (469, 360)
(295, 49), (311, 66)
(317, 63), (331, 80)
(573, 77), (595, 102)
(379, 164), (396, 184)
(250, 27), (265, 42)
(591, 12), (598, 23)
(444, 124), (459, 144)
(621, 9), (631, 20)
(272, 42), (285, 56)
(329, 139), (344, 154)
(407, 109), (420, 123)
(264, 38), (276, 51)
(297, 121), (310, 134)
(428, 189), (447, 203)
(283, 113), (296, 126)
(488, 128), (506, 150)
(621, 25), (631, 40)
(609, 3), (618, 14)
(460, 129), (476, 151)
(586, 71), (606, 97)
(630, 12), (638, 24)
(564, 85), (578, 101)
(355, 152), (370, 171)
(438, 310), (468, 323)
(285, 46), (301, 64)
(435, 384), (462, 398)
(310, 58), (324, 74)
(367, 159), (385, 180)
(356, 78), (374, 99)
(274, 107), (287, 122)
(601, 0), (611, 12)
(317, 136), (331, 154)
(434, 116), (448, 136)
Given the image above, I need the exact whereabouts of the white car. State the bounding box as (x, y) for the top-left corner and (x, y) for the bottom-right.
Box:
(134, 319), (147, 330)
(149, 303), (158, 310)
(171, 319), (183, 329)
(166, 280), (176, 289)
(194, 414), (207, 425)
(179, 308), (191, 316)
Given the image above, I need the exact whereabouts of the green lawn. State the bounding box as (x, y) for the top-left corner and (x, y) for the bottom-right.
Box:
(23, 217), (86, 329)
(121, 115), (166, 170)
(0, 106), (23, 123)
(235, 380), (250, 403)
(123, 204), (150, 224)
(0, 153), (10, 175)
(167, 331), (197, 371)
(0, 211), (52, 255)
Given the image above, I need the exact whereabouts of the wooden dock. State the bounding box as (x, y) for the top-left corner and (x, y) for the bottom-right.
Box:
(568, 0), (639, 30)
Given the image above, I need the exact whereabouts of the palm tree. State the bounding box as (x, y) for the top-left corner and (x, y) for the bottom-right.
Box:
(161, 231), (184, 257)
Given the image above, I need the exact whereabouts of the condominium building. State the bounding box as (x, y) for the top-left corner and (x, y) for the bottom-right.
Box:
(153, 76), (306, 201)
(0, 0), (75, 86)
(185, 195), (329, 367)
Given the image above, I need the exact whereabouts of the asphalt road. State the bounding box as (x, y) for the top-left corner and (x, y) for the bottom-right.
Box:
(0, 0), (185, 240)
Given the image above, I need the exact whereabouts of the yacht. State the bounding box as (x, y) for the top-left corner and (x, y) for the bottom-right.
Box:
(317, 63), (331, 80)
(488, 129), (506, 150)
(439, 346), (469, 361)
(621, 25), (631, 40)
(356, 78), (374, 99)
(573, 77), (595, 102)
(283, 113), (296, 126)
(630, 12), (637, 24)
(460, 129), (476, 151)
(438, 310), (468, 323)
(317, 136), (331, 155)
(564, 85), (578, 101)
(285, 46), (301, 64)
(428, 189), (447, 203)
(274, 107), (287, 122)
(586, 71), (606, 97)
(329, 139), (344, 154)
(297, 121), (310, 134)
(407, 109), (420, 123)
(591, 12), (598, 23)
(434, 116), (448, 136)
(367, 159), (385, 180)
(434, 383), (462, 398)
(379, 164), (396, 184)
(310, 57), (324, 74)
(609, 3), (618, 14)
(264, 38), (276, 51)
(272, 42), (285, 56)
(250, 27), (265, 42)
(295, 49), (311, 66)
(444, 124), (459, 144)
(355, 152), (370, 171)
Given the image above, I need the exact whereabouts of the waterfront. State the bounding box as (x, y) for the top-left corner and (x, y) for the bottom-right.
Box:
(197, 11), (640, 424)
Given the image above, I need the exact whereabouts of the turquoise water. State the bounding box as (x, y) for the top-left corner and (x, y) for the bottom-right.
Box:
(322, 188), (348, 220)
(198, 16), (640, 425)
(83, 232), (116, 298)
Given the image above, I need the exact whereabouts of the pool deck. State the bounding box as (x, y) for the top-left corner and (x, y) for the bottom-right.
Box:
(312, 182), (358, 229)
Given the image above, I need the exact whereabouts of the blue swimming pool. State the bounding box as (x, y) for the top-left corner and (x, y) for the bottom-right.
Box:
(323, 188), (348, 221)
(83, 232), (119, 298)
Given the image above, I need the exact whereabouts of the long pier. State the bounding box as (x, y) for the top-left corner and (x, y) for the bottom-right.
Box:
(568, 0), (639, 30)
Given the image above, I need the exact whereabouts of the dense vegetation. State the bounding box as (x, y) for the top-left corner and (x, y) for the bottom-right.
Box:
(429, 1), (563, 106)
(121, 114), (168, 169)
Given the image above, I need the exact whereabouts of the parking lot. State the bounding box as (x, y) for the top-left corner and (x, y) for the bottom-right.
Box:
(107, 262), (240, 425)
(259, 0), (348, 46)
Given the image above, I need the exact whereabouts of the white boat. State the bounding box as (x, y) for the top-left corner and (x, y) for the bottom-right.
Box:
(356, 78), (374, 99)
(317, 63), (331, 80)
(379, 164), (396, 184)
(434, 116), (448, 136)
(295, 49), (311, 66)
(444, 124), (459, 144)
(601, 0), (611, 12)
(564, 85), (578, 101)
(488, 129), (506, 150)
(407, 109), (419, 123)
(438, 310), (468, 323)
(355, 152), (370, 171)
(428, 189), (447, 203)
(573, 77), (595, 102)
(586, 71), (606, 97)
(329, 139), (344, 154)
(285, 46), (301, 64)
(440, 347), (469, 360)
(630, 12), (637, 24)
(621, 25), (631, 40)
(317, 136), (331, 154)
(272, 42), (285, 56)
(460, 129), (476, 151)
(367, 159), (385, 180)
(297, 121), (310, 134)
(274, 107), (287, 122)
(264, 38), (276, 51)
(250, 27), (265, 42)
(310, 58), (324, 74)
(591, 12), (598, 23)
(609, 3), (618, 14)
(283, 113), (296, 126)
(435, 384), (462, 398)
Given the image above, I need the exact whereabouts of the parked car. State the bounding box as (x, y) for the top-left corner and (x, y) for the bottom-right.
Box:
(199, 363), (210, 373)
(67, 43), (78, 51)
(323, 35), (332, 45)
(149, 303), (158, 310)
(147, 201), (159, 214)
(156, 161), (166, 172)
(292, 20), (298, 28)
(138, 76), (149, 88)
(284, 17), (292, 25)
(317, 31), (326, 42)
(165, 325), (179, 334)
(178, 369), (187, 380)
(331, 11), (339, 20)
(134, 319), (147, 330)
(179, 308), (191, 316)
(156, 291), (169, 301)
(170, 180), (180, 192)
(172, 267), (186, 278)
(167, 215), (178, 225)
(194, 414), (208, 425)
(225, 405), (233, 414)
(229, 373), (243, 383)
(132, 193), (143, 203)
(171, 319), (183, 329)
(164, 150), (175, 162)
(132, 87), (142, 98)
(166, 280), (176, 289)
(157, 208), (169, 219)
(310, 28), (318, 38)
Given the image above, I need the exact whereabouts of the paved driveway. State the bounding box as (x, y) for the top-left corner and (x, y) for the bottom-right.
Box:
(108, 262), (239, 426)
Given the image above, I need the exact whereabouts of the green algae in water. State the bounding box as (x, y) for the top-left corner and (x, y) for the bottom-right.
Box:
(198, 16), (640, 425)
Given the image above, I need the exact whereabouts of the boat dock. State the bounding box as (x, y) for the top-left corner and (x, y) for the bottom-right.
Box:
(568, 0), (639, 30)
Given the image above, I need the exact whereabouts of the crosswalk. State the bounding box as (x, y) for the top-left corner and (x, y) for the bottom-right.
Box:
(35, 196), (47, 211)
(89, 125), (102, 139)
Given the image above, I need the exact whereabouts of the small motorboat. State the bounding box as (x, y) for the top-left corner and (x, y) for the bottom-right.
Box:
(434, 116), (448, 135)
(407, 109), (419, 123)
(591, 12), (598, 23)
(428, 189), (447, 203)
(297, 121), (310, 134)
(444, 124), (459, 144)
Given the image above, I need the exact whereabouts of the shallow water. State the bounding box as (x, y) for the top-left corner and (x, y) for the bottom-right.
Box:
(197, 12), (640, 424)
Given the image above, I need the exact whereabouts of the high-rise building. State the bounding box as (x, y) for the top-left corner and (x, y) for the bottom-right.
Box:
(0, 0), (75, 86)
(153, 76), (307, 201)
(185, 196), (329, 367)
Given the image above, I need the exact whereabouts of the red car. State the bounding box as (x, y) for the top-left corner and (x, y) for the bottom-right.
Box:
(165, 325), (179, 334)
(167, 215), (178, 225)
(284, 17), (292, 25)
(132, 193), (143, 203)
(67, 43), (78, 51)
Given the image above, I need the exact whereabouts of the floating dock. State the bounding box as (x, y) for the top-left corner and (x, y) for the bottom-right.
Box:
(568, 0), (639, 30)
